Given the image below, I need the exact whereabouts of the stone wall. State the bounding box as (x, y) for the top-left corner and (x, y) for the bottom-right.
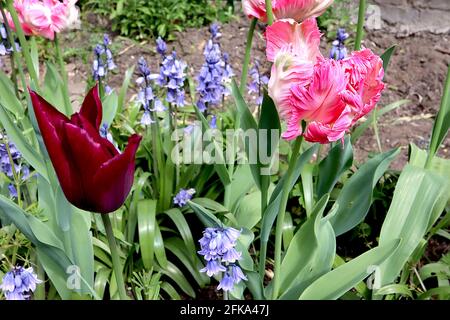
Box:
(369, 0), (450, 35)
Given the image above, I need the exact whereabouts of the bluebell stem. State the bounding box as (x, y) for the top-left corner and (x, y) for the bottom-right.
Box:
(92, 34), (116, 84)
(248, 60), (269, 105)
(136, 57), (164, 125)
(0, 134), (29, 197)
(198, 226), (247, 292)
(157, 51), (187, 107)
(330, 28), (349, 61)
(196, 24), (233, 113)
(0, 266), (42, 300)
(173, 188), (196, 207)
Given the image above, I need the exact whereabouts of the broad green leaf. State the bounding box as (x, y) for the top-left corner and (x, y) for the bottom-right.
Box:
(280, 218), (336, 299)
(380, 45), (396, 74)
(160, 282), (181, 300)
(0, 194), (75, 299)
(94, 267), (111, 299)
(230, 79), (260, 188)
(42, 62), (65, 114)
(316, 136), (353, 198)
(428, 65), (450, 158)
(258, 92), (281, 176)
(0, 72), (24, 116)
(328, 148), (400, 236)
(101, 91), (119, 126)
(155, 261), (196, 298)
(235, 190), (261, 230)
(164, 209), (197, 263)
(117, 66), (135, 114)
(154, 224), (168, 269)
(261, 145), (318, 243)
(137, 199), (157, 269)
(189, 199), (223, 227)
(228, 165), (255, 213)
(245, 271), (265, 300)
(0, 102), (48, 181)
(378, 164), (449, 285)
(299, 239), (400, 300)
(235, 228), (254, 271)
(279, 195), (329, 295)
(374, 284), (413, 298)
(164, 237), (209, 287)
(409, 143), (450, 203)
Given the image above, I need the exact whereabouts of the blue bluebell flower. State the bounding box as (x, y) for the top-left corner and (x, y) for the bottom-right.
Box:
(156, 37), (167, 56)
(173, 188), (196, 207)
(248, 60), (269, 105)
(209, 23), (222, 40)
(157, 51), (187, 107)
(136, 57), (164, 125)
(0, 266), (42, 300)
(198, 226), (246, 291)
(92, 34), (116, 81)
(330, 28), (349, 61)
(217, 265), (247, 292)
(196, 24), (233, 113)
(0, 135), (29, 197)
(200, 260), (227, 277)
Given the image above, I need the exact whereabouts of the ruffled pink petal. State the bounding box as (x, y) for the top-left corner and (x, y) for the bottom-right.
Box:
(281, 111), (303, 141)
(266, 18), (322, 63)
(268, 50), (314, 119)
(289, 58), (347, 124)
(304, 107), (353, 144)
(242, 0), (267, 21)
(273, 0), (333, 21)
(341, 48), (385, 122)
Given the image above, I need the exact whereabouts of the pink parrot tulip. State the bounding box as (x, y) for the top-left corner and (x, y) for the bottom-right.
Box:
(2, 0), (79, 40)
(266, 19), (322, 119)
(266, 18), (385, 144)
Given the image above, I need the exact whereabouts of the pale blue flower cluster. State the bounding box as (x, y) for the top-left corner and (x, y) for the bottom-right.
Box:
(92, 34), (116, 95)
(136, 57), (164, 125)
(0, 134), (29, 198)
(0, 266), (42, 300)
(155, 37), (187, 107)
(173, 188), (196, 207)
(196, 23), (233, 113)
(248, 60), (269, 105)
(198, 227), (247, 292)
(330, 28), (349, 61)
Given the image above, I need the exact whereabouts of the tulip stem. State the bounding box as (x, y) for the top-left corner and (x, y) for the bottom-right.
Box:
(54, 34), (73, 116)
(265, 0), (274, 26)
(101, 214), (128, 300)
(240, 18), (257, 94)
(354, 0), (367, 51)
(272, 135), (303, 299)
(5, 0), (40, 90)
